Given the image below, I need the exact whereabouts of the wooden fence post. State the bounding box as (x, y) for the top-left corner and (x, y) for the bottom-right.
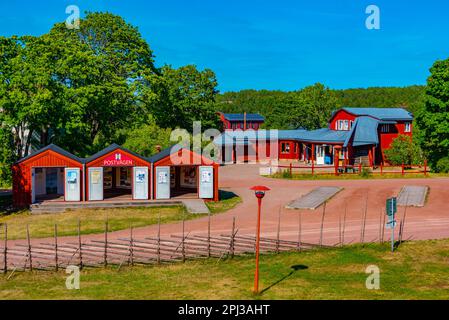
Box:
(230, 217), (236, 258)
(129, 226), (134, 266)
(297, 212), (302, 251)
(276, 205), (281, 254)
(358, 163), (362, 174)
(380, 163), (383, 175)
(360, 195), (368, 244)
(104, 219), (108, 267)
(319, 202), (326, 247)
(289, 163), (292, 176)
(182, 216), (185, 263)
(401, 163), (405, 176)
(54, 224), (58, 272)
(207, 211), (211, 258)
(157, 212), (161, 264)
(26, 225), (32, 271)
(78, 219), (83, 269)
(311, 161), (315, 175)
(342, 204), (347, 246)
(3, 224), (7, 274)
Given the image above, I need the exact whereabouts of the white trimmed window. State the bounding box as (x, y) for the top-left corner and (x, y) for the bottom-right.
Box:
(337, 120), (350, 131)
(381, 124), (390, 133)
(404, 122), (411, 133)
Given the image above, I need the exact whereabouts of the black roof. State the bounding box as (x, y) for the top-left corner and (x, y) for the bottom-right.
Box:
(146, 144), (183, 163)
(15, 144), (83, 164)
(222, 113), (265, 121)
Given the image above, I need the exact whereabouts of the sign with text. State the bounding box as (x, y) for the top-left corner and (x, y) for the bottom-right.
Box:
(103, 152), (134, 166)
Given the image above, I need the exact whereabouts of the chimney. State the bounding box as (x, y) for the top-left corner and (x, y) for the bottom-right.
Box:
(155, 145), (161, 153)
(244, 112), (247, 130)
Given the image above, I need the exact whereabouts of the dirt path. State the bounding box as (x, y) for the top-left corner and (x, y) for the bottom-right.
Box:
(7, 164), (449, 247)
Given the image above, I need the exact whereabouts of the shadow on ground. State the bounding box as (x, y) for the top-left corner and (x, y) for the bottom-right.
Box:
(260, 264), (308, 294)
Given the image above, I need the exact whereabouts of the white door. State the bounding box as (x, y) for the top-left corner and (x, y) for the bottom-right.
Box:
(133, 167), (148, 200)
(155, 166), (170, 199)
(31, 168), (36, 204)
(65, 168), (81, 201)
(199, 166), (214, 199)
(88, 167), (103, 201)
(316, 146), (325, 165)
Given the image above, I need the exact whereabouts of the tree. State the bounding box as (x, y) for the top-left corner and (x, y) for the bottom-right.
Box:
(0, 36), (62, 159)
(44, 12), (158, 156)
(416, 58), (449, 168)
(151, 65), (219, 130)
(289, 83), (339, 130)
(384, 135), (423, 166)
(121, 117), (172, 157)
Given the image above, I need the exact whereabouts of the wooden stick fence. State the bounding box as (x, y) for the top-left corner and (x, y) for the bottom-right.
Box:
(0, 201), (410, 273)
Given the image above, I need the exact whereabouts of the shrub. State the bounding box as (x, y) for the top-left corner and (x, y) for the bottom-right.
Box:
(282, 169), (292, 179)
(359, 167), (372, 178)
(436, 157), (449, 173)
(384, 135), (424, 166)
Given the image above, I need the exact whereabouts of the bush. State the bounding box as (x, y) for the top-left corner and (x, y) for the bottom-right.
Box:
(436, 157), (449, 173)
(359, 167), (372, 178)
(282, 169), (292, 179)
(384, 135), (424, 166)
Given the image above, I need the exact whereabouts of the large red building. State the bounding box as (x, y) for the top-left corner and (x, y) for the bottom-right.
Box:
(215, 107), (413, 166)
(13, 144), (219, 208)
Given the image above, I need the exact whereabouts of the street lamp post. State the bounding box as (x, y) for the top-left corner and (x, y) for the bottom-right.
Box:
(250, 185), (270, 294)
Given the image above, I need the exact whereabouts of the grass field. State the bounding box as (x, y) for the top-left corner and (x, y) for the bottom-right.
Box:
(268, 172), (449, 181)
(1, 239), (448, 300)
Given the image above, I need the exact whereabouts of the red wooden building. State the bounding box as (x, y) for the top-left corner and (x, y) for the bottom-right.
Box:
(13, 144), (219, 208)
(215, 107), (413, 166)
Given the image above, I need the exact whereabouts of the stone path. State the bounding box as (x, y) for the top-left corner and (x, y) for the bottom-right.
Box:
(182, 199), (210, 214)
(397, 186), (429, 207)
(285, 186), (343, 210)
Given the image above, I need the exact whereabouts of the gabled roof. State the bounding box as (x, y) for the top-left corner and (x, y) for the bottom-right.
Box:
(15, 144), (83, 164)
(350, 116), (379, 147)
(339, 107), (413, 121)
(146, 144), (183, 163)
(146, 144), (217, 164)
(222, 113), (265, 122)
(83, 143), (150, 164)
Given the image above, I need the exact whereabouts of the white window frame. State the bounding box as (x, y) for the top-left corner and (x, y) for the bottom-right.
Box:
(404, 122), (411, 133)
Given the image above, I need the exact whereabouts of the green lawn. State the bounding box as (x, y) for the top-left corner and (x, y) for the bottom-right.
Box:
(0, 192), (241, 240)
(206, 190), (241, 214)
(0, 206), (188, 240)
(1, 239), (448, 299)
(268, 172), (449, 181)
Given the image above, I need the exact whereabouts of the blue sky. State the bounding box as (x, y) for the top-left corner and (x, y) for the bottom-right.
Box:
(1, 0), (449, 92)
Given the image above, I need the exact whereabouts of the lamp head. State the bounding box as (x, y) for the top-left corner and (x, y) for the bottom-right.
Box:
(250, 185), (270, 199)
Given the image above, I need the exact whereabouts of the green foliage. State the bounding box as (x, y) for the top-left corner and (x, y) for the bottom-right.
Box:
(435, 157), (449, 173)
(359, 167), (372, 178)
(216, 86), (424, 130)
(153, 65), (219, 130)
(281, 169), (292, 179)
(416, 58), (449, 169)
(384, 135), (424, 165)
(121, 118), (172, 157)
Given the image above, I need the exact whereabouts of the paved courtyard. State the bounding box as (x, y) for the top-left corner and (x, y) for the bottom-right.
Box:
(8, 164), (449, 247)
